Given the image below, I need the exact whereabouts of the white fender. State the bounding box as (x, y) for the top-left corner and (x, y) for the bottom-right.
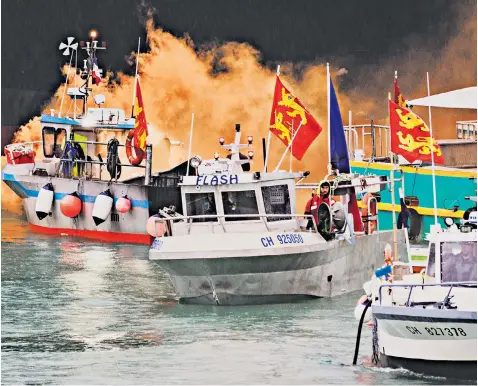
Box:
(92, 189), (114, 226)
(354, 295), (372, 323)
(35, 183), (54, 220)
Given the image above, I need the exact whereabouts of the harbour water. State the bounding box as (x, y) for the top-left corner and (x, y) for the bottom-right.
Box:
(1, 206), (472, 385)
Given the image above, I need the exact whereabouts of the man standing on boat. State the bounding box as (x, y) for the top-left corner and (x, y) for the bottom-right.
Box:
(305, 180), (336, 230)
(441, 242), (477, 282)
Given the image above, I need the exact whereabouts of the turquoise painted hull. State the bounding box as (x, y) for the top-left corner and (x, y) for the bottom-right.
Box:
(351, 163), (476, 238)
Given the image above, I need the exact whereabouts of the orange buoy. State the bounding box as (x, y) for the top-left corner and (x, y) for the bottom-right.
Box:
(60, 192), (82, 218)
(146, 214), (167, 237)
(116, 195), (132, 213)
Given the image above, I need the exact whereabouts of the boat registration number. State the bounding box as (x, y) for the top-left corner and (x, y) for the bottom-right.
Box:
(406, 325), (467, 337)
(261, 234), (304, 247)
(151, 239), (164, 250)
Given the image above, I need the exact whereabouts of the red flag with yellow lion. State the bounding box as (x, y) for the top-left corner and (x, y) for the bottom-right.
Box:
(389, 100), (444, 164)
(269, 76), (322, 160)
(126, 79), (149, 165)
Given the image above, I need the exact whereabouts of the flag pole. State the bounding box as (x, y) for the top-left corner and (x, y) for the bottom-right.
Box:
(131, 37), (141, 118)
(388, 90), (399, 261)
(427, 72), (438, 225)
(264, 65), (280, 173)
(74, 46), (78, 119)
(274, 121), (303, 172)
(59, 50), (75, 118)
(289, 119), (294, 172)
(263, 130), (271, 173)
(186, 112), (195, 176)
(327, 62), (331, 175)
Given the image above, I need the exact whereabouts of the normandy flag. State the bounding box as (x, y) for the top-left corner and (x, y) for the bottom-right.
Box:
(269, 76), (322, 160)
(133, 78), (148, 154)
(389, 100), (445, 164)
(394, 77), (410, 108)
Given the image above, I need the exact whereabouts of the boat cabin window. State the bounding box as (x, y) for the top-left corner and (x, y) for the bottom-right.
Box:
(185, 192), (217, 222)
(440, 241), (477, 282)
(221, 190), (259, 221)
(426, 243), (435, 278)
(261, 185), (291, 222)
(42, 126), (67, 158)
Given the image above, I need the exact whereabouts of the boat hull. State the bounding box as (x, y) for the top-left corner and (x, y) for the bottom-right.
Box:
(380, 353), (477, 380)
(151, 229), (408, 305)
(373, 305), (477, 380)
(350, 161), (477, 239)
(2, 172), (152, 244)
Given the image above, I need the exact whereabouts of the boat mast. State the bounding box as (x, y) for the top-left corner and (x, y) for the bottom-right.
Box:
(426, 72), (439, 226)
(79, 30), (105, 116)
(130, 37), (141, 118)
(327, 62), (331, 175)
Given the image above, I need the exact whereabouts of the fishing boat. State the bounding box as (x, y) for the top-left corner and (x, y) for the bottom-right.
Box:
(1, 31), (188, 244)
(354, 208), (477, 380)
(346, 87), (477, 243)
(148, 124), (409, 305)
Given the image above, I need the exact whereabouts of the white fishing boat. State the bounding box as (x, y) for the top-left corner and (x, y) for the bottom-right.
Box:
(354, 210), (477, 380)
(2, 31), (189, 244)
(149, 124), (409, 305)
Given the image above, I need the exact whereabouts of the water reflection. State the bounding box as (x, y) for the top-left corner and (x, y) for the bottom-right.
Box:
(2, 209), (471, 385)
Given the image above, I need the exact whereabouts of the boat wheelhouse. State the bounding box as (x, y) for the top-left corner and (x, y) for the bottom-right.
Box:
(149, 125), (409, 305)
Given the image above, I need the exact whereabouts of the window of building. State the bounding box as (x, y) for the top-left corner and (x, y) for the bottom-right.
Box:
(261, 185), (291, 221)
(221, 190), (259, 221)
(185, 192), (217, 222)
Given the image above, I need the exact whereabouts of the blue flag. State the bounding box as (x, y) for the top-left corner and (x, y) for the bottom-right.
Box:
(329, 78), (350, 173)
(329, 77), (364, 232)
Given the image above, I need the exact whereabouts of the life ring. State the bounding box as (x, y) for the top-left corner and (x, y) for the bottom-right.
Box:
(125, 130), (145, 166)
(361, 192), (377, 234)
(408, 208), (422, 239)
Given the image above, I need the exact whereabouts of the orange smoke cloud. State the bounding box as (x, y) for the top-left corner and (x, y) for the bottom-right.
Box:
(10, 4), (476, 182)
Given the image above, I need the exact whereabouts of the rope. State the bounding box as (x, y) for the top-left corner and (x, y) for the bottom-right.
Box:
(411, 166), (418, 196)
(330, 173), (356, 192)
(371, 315), (379, 365)
(353, 298), (372, 365)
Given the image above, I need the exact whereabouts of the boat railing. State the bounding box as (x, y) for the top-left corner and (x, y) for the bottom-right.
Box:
(5, 141), (43, 148)
(296, 176), (402, 190)
(378, 281), (477, 307)
(7, 138), (152, 183)
(154, 213), (319, 236)
(347, 124), (390, 161)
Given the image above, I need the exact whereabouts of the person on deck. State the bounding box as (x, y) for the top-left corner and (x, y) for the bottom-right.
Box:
(304, 180), (336, 230)
(441, 242), (477, 282)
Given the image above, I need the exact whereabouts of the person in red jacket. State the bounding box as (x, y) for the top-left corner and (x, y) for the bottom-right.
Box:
(304, 180), (336, 230)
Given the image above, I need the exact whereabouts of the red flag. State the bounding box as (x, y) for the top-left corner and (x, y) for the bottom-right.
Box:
(389, 100), (445, 164)
(134, 80), (149, 152)
(269, 76), (322, 160)
(394, 78), (409, 108)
